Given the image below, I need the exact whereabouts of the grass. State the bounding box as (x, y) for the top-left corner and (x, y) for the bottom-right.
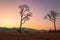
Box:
(0, 32), (60, 40)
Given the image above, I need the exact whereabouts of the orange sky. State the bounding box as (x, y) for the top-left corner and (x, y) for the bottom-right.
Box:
(0, 0), (60, 30)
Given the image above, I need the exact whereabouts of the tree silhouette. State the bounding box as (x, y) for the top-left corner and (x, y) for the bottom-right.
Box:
(44, 10), (59, 32)
(19, 4), (32, 32)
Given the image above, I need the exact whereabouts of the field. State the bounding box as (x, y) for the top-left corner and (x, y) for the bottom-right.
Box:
(0, 32), (60, 40)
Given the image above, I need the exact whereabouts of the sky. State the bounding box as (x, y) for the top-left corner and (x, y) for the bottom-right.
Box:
(0, 0), (60, 30)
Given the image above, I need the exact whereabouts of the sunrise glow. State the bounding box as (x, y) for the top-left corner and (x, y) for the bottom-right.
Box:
(0, 0), (60, 30)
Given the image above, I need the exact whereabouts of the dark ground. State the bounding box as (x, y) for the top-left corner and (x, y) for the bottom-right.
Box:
(0, 32), (60, 40)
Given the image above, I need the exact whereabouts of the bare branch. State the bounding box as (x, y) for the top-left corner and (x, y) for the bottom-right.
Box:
(22, 12), (32, 21)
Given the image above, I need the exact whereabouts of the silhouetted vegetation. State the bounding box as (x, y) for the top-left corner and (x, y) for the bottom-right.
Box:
(44, 10), (59, 32)
(48, 30), (60, 33)
(19, 4), (32, 32)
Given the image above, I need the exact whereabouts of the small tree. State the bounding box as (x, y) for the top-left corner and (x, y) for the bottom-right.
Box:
(19, 4), (32, 32)
(44, 10), (59, 32)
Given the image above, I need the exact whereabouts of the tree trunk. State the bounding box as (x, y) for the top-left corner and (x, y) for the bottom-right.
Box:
(20, 19), (22, 32)
(19, 9), (23, 32)
(20, 13), (23, 32)
(54, 20), (56, 32)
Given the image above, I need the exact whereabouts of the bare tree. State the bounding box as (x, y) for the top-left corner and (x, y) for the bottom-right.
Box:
(44, 10), (59, 32)
(19, 4), (32, 32)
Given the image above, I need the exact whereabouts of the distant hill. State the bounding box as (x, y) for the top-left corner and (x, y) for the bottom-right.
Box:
(0, 27), (18, 32)
(0, 27), (48, 32)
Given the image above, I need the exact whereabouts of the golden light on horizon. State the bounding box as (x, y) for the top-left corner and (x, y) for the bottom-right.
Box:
(2, 19), (14, 25)
(0, 18), (18, 28)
